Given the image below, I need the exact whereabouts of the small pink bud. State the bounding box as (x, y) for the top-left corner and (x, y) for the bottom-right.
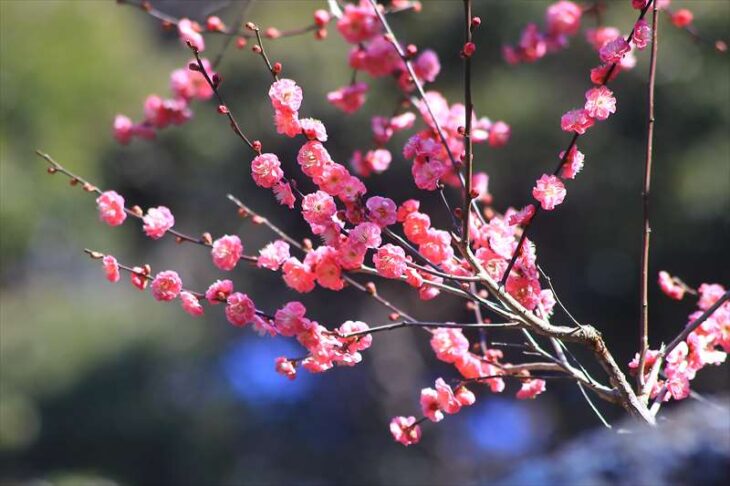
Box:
(272, 62), (282, 75)
(471, 16), (481, 29)
(245, 22), (256, 31)
(314, 9), (330, 27)
(315, 28), (327, 40)
(217, 105), (229, 114)
(406, 44), (418, 57)
(252, 140), (262, 152)
(252, 44), (262, 53)
(188, 62), (201, 72)
(265, 27), (281, 39)
(462, 42), (476, 57)
(236, 37), (247, 49)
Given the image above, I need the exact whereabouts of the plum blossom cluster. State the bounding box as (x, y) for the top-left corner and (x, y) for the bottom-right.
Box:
(630, 282), (729, 402)
(113, 57), (216, 144)
(41, 0), (729, 450)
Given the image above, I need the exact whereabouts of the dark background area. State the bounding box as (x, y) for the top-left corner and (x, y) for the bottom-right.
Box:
(1, 1), (728, 484)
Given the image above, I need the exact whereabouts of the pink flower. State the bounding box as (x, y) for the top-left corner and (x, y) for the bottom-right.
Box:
(508, 204), (536, 226)
(257, 240), (291, 271)
(532, 174), (566, 210)
(298, 141), (332, 179)
(299, 118), (328, 142)
(403, 212), (431, 245)
(488, 121), (511, 148)
(435, 378), (462, 414)
(274, 301), (311, 337)
(273, 182), (296, 209)
(225, 292), (256, 327)
(632, 0), (649, 10)
(430, 328), (469, 363)
(420, 388), (444, 422)
(396, 199), (420, 222)
(561, 108), (595, 134)
(698, 283), (725, 311)
(632, 19), (652, 50)
(282, 258), (316, 293)
(373, 244), (407, 279)
(113, 115), (133, 144)
(309, 247), (345, 291)
(171, 58), (214, 100)
(389, 416), (421, 446)
(545, 1), (582, 36)
(275, 357), (297, 380)
(327, 82), (368, 114)
(590, 63), (621, 85)
(143, 95), (192, 128)
(414, 49), (441, 83)
(102, 255), (120, 283)
(366, 196), (397, 227)
(658, 271), (686, 300)
(178, 18), (205, 52)
(96, 191), (127, 227)
(315, 163), (350, 196)
(130, 266), (149, 290)
(584, 86), (616, 121)
(211, 235), (243, 271)
(516, 378), (547, 399)
(337, 2), (381, 44)
(269, 79), (303, 113)
(151, 270), (183, 302)
(454, 386), (476, 406)
(142, 206), (174, 239)
(251, 153), (284, 189)
(180, 291), (204, 316)
(560, 145), (585, 179)
(506, 275), (542, 310)
(274, 109), (302, 137)
(302, 191), (337, 226)
(411, 159), (446, 191)
(349, 222), (382, 249)
(205, 279), (233, 304)
(599, 37), (630, 64)
(671, 9), (693, 28)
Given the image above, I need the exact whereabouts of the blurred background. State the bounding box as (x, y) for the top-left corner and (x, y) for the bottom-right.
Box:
(1, 1), (728, 484)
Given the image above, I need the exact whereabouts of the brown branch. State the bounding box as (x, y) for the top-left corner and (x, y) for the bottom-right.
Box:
(637, 2), (660, 391)
(337, 320), (519, 339)
(462, 0), (474, 245)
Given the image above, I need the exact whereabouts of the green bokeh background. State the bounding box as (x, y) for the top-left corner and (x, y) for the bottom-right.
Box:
(1, 1), (728, 484)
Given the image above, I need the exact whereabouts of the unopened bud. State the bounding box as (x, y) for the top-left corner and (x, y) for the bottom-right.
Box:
(365, 282), (377, 295)
(471, 16), (481, 29)
(315, 28), (327, 40)
(252, 140), (262, 152)
(237, 207), (249, 218)
(69, 178), (78, 186)
(389, 312), (400, 321)
(217, 105), (229, 114)
(462, 41), (476, 58)
(245, 22), (257, 31)
(236, 37), (247, 49)
(175, 236), (183, 244)
(252, 44), (262, 54)
(188, 62), (201, 72)
(131, 205), (143, 217)
(265, 27), (281, 39)
(252, 215), (265, 224)
(272, 62), (282, 75)
(302, 238), (313, 250)
(47, 167), (57, 174)
(201, 232), (213, 245)
(406, 44), (417, 57)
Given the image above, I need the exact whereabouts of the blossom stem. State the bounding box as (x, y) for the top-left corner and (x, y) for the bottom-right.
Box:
(462, 0), (474, 245)
(83, 248), (271, 318)
(338, 320), (520, 339)
(637, 2), (660, 391)
(500, 1), (656, 288)
(36, 151), (252, 253)
(662, 290), (730, 359)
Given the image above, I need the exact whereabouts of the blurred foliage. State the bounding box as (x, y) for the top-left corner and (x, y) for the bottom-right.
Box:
(1, 1), (728, 484)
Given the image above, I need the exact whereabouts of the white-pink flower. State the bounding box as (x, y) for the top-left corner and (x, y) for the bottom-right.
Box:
(142, 206), (175, 239)
(96, 191), (127, 227)
(151, 270), (183, 302)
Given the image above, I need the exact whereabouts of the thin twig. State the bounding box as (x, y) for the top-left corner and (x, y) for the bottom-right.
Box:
(637, 2), (660, 391)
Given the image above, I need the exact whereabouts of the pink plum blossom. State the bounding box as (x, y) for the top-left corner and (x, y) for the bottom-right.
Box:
(373, 244), (407, 279)
(211, 235), (243, 271)
(151, 270), (183, 302)
(96, 191), (127, 227)
(225, 292), (256, 326)
(142, 206), (175, 239)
